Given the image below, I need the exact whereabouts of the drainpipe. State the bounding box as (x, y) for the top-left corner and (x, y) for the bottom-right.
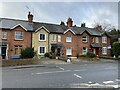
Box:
(48, 33), (50, 52)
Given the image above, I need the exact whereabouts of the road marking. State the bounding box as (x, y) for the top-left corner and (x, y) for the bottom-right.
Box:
(32, 70), (71, 75)
(70, 83), (119, 88)
(103, 80), (114, 84)
(56, 66), (64, 70)
(59, 67), (64, 70)
(73, 69), (86, 72)
(74, 74), (82, 79)
(116, 79), (120, 82)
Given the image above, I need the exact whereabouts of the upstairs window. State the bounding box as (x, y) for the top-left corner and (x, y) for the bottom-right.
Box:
(102, 36), (107, 43)
(39, 34), (46, 41)
(58, 35), (61, 42)
(82, 36), (87, 43)
(2, 31), (7, 39)
(66, 34), (72, 42)
(52, 35), (56, 42)
(15, 31), (23, 40)
(96, 37), (99, 43)
(91, 37), (94, 43)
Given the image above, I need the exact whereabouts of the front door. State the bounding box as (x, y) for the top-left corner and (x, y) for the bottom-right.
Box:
(1, 47), (6, 59)
(95, 48), (99, 56)
(57, 47), (61, 56)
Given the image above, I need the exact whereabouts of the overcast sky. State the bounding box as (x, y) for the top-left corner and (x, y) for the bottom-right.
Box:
(0, 1), (119, 29)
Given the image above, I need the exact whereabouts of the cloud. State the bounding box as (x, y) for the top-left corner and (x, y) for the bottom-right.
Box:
(1, 2), (118, 29)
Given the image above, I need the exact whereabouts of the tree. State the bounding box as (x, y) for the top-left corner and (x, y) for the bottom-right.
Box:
(112, 42), (120, 58)
(92, 22), (112, 31)
(21, 47), (36, 59)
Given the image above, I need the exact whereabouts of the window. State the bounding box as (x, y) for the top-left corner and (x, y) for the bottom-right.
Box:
(91, 37), (94, 43)
(39, 46), (46, 55)
(96, 37), (99, 43)
(102, 36), (107, 43)
(82, 47), (87, 54)
(66, 47), (72, 55)
(118, 38), (120, 43)
(102, 47), (107, 55)
(14, 45), (23, 55)
(2, 31), (7, 39)
(39, 34), (46, 41)
(58, 35), (61, 42)
(52, 35), (56, 41)
(15, 31), (23, 40)
(66, 35), (72, 42)
(82, 36), (87, 43)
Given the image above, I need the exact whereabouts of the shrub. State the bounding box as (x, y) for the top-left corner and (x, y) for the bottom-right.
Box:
(44, 52), (50, 58)
(76, 53), (80, 58)
(21, 47), (36, 59)
(79, 54), (87, 57)
(44, 52), (52, 59)
(113, 42), (120, 58)
(87, 52), (96, 58)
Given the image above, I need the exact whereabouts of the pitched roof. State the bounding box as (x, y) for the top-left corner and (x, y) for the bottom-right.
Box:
(0, 18), (102, 36)
(0, 18), (34, 31)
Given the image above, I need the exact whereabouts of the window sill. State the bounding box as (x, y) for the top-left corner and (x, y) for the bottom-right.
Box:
(82, 42), (88, 44)
(14, 39), (23, 41)
(39, 40), (46, 42)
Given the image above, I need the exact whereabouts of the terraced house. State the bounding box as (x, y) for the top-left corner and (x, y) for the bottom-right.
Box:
(0, 12), (111, 59)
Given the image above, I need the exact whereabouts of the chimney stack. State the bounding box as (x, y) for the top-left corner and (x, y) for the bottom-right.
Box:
(81, 23), (86, 27)
(28, 12), (33, 22)
(66, 17), (73, 27)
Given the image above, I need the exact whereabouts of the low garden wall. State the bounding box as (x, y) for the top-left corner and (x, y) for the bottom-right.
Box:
(2, 58), (38, 67)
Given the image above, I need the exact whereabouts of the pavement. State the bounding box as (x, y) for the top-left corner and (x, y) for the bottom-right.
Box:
(2, 58), (118, 69)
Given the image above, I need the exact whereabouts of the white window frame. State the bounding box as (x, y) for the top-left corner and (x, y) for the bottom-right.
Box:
(15, 31), (23, 40)
(38, 46), (46, 55)
(66, 47), (72, 55)
(96, 37), (99, 43)
(58, 35), (61, 42)
(39, 33), (46, 41)
(82, 47), (87, 54)
(102, 47), (107, 55)
(82, 36), (87, 43)
(2, 31), (7, 39)
(102, 36), (107, 43)
(52, 34), (56, 42)
(66, 34), (72, 42)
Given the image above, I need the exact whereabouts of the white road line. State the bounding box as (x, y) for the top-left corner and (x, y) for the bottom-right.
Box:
(74, 74), (82, 79)
(56, 66), (64, 70)
(59, 67), (64, 70)
(103, 80), (114, 84)
(74, 69), (86, 72)
(32, 70), (71, 75)
(116, 79), (120, 82)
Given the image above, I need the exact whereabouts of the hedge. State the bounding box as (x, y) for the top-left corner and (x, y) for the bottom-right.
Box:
(2, 59), (38, 67)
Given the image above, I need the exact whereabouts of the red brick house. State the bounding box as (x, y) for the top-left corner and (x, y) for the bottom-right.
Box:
(0, 12), (33, 59)
(0, 13), (111, 59)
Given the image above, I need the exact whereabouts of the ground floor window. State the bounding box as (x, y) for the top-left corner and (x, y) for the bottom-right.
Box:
(14, 45), (23, 55)
(39, 46), (46, 55)
(82, 47), (87, 54)
(102, 47), (107, 55)
(66, 47), (72, 55)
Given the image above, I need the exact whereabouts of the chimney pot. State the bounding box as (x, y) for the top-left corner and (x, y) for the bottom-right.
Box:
(28, 12), (33, 22)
